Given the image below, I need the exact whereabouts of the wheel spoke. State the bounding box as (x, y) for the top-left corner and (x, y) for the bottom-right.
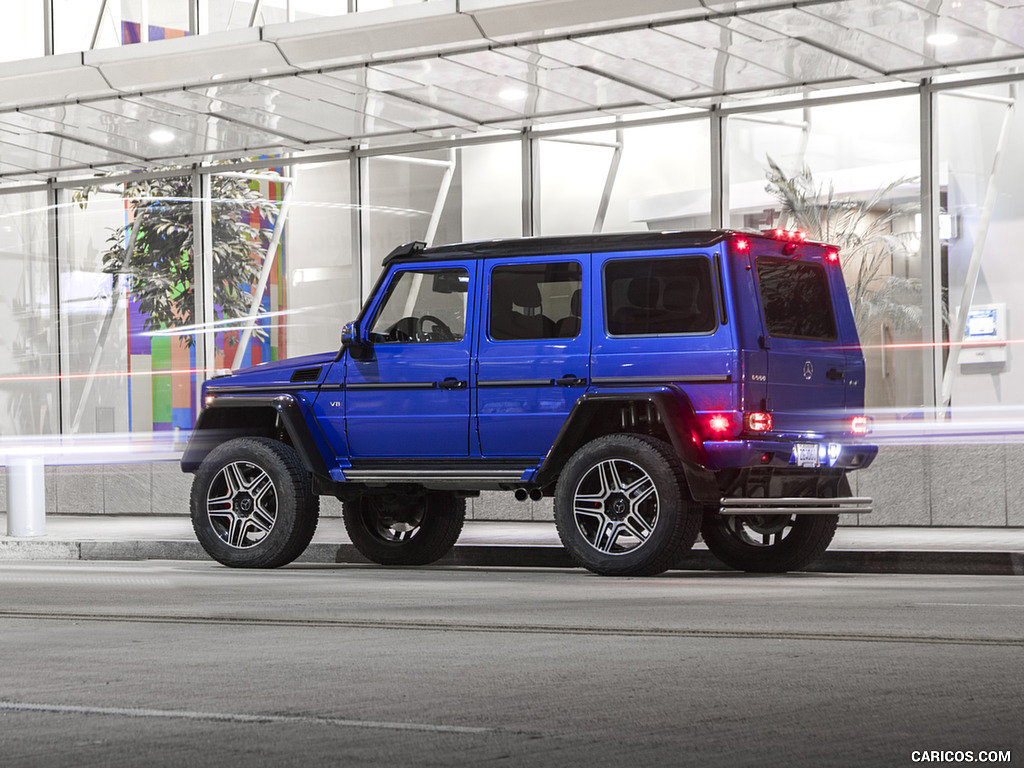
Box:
(624, 475), (656, 509)
(594, 519), (619, 553)
(622, 512), (652, 543)
(597, 460), (624, 495)
(223, 462), (246, 495)
(226, 515), (248, 548)
(250, 473), (274, 505)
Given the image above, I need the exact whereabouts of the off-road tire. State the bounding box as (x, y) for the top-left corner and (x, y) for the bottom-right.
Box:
(190, 437), (319, 568)
(343, 492), (466, 566)
(701, 512), (838, 573)
(553, 434), (701, 577)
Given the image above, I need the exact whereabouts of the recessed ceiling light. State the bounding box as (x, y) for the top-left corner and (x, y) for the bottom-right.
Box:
(499, 87), (527, 102)
(149, 129), (175, 144)
(926, 33), (958, 47)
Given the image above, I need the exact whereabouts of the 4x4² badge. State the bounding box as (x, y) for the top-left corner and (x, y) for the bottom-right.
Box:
(803, 360), (814, 380)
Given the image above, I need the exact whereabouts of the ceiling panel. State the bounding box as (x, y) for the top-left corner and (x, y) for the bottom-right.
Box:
(4, 0), (1024, 189)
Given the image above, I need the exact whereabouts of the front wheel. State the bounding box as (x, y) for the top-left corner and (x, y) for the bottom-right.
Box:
(553, 434), (701, 577)
(190, 437), (320, 568)
(701, 513), (838, 573)
(343, 493), (465, 566)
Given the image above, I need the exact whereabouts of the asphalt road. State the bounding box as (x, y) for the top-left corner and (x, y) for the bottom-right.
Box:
(1, 561), (1021, 768)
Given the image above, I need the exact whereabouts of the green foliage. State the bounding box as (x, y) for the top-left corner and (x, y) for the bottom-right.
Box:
(82, 170), (279, 347)
(764, 158), (923, 334)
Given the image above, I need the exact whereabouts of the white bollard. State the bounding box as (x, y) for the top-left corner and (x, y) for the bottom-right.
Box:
(7, 456), (46, 537)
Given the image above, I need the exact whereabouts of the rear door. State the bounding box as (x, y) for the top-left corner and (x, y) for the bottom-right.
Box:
(475, 256), (589, 458)
(754, 251), (850, 436)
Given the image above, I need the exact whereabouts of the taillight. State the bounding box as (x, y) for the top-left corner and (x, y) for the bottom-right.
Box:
(851, 415), (871, 435)
(732, 236), (750, 254)
(706, 414), (732, 436)
(705, 412), (773, 438)
(743, 411), (773, 432)
(825, 247), (840, 263)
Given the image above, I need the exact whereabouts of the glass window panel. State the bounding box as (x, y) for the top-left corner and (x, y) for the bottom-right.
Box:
(537, 121), (712, 236)
(368, 268), (468, 344)
(604, 256), (716, 337)
(206, 0), (351, 32)
(728, 96), (923, 409)
(937, 83), (1024, 412)
(58, 186), (141, 435)
(0, 191), (57, 436)
(489, 262), (582, 341)
(756, 257), (837, 341)
(0, 2), (44, 62)
(280, 160), (358, 358)
(363, 143), (522, 292)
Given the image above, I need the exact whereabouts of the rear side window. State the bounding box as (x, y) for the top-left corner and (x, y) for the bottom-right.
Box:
(490, 262), (583, 341)
(604, 256), (716, 337)
(756, 257), (837, 341)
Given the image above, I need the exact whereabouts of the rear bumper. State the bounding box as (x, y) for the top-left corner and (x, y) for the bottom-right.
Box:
(703, 439), (877, 471)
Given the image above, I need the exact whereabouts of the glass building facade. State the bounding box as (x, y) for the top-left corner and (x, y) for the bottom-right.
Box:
(2, 1), (1024, 524)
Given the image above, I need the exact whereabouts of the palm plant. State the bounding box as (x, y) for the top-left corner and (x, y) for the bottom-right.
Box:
(763, 157), (923, 335)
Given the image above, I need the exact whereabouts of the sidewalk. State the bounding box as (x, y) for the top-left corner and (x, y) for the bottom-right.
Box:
(1, 514), (1023, 575)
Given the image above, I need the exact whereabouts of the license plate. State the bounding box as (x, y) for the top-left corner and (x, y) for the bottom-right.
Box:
(794, 443), (820, 468)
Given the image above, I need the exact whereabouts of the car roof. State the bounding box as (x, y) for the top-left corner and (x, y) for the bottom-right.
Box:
(383, 230), (741, 265)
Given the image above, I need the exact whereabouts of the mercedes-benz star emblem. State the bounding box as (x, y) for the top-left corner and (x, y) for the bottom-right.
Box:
(803, 361), (814, 380)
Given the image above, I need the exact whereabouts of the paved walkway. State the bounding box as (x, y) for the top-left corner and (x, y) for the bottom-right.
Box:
(2, 515), (1023, 574)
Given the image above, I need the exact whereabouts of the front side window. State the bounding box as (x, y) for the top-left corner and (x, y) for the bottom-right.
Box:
(756, 257), (837, 341)
(368, 268), (468, 343)
(489, 262), (583, 341)
(604, 256), (717, 337)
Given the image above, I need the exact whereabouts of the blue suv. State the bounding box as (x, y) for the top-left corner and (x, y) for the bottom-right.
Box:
(182, 230), (876, 576)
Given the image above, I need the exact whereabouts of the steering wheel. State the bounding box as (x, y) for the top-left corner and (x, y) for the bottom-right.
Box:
(416, 314), (455, 342)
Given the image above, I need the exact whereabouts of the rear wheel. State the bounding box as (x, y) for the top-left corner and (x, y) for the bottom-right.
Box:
(701, 513), (838, 573)
(190, 437), (319, 568)
(553, 434), (701, 577)
(343, 492), (465, 566)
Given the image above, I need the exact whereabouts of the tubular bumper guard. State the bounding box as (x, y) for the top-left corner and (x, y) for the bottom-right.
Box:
(719, 496), (873, 515)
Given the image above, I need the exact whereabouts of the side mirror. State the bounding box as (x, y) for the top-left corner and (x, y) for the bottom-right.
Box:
(341, 321), (371, 360)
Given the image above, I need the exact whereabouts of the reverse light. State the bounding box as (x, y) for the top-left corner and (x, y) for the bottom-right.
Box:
(851, 415), (871, 435)
(743, 411), (773, 432)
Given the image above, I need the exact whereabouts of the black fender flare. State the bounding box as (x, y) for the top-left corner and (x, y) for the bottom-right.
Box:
(181, 394), (333, 481)
(532, 388), (719, 501)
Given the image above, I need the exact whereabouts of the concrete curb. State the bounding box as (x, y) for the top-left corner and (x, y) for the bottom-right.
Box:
(1, 539), (1022, 575)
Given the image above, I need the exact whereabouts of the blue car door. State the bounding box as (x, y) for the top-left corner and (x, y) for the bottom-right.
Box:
(345, 263), (475, 458)
(475, 255), (589, 458)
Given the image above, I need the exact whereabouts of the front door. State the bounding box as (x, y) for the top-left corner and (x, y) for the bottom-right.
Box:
(346, 263), (475, 458)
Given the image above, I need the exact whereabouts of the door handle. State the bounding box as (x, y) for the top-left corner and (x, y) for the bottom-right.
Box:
(556, 374), (588, 387)
(438, 377), (467, 390)
(826, 368), (845, 381)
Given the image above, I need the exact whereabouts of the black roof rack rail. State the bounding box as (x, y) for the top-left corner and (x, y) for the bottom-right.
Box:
(383, 240), (427, 264)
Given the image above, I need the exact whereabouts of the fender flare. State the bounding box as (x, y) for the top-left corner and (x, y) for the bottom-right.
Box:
(532, 388), (719, 500)
(181, 394), (333, 480)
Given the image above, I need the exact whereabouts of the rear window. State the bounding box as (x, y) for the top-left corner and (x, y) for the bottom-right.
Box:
(756, 256), (837, 341)
(604, 256), (717, 336)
